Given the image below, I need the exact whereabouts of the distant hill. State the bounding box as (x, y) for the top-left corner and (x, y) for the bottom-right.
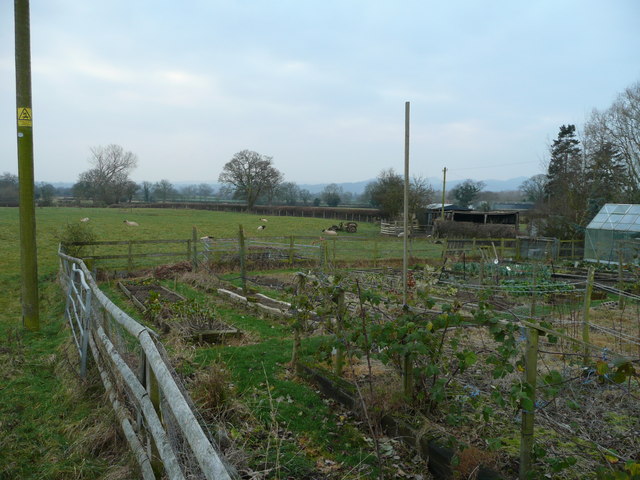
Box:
(42, 176), (529, 194)
(300, 176), (528, 195)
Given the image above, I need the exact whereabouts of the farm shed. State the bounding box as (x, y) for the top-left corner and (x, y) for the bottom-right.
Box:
(584, 203), (640, 264)
(422, 204), (519, 235)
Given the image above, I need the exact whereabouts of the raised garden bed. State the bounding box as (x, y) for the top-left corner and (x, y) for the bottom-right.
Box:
(118, 282), (186, 311)
(297, 363), (503, 480)
(118, 281), (240, 342)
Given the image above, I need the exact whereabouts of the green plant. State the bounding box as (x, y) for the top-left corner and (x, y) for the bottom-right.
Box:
(59, 222), (97, 257)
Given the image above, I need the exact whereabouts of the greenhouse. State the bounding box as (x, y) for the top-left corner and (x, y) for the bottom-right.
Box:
(584, 203), (640, 264)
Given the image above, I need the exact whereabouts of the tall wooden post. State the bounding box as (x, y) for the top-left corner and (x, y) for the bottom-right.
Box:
(238, 225), (247, 294)
(519, 327), (539, 479)
(582, 267), (595, 364)
(289, 236), (294, 265)
(14, 0), (39, 330)
(403, 101), (410, 305)
(618, 249), (625, 310)
(191, 226), (198, 271)
(333, 289), (346, 376)
(146, 357), (163, 477)
(441, 167), (447, 220)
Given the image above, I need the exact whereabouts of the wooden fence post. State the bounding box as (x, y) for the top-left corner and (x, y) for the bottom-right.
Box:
(582, 267), (595, 364)
(289, 236), (294, 265)
(618, 249), (625, 310)
(402, 351), (413, 399)
(334, 289), (345, 377)
(145, 355), (164, 477)
(291, 273), (306, 376)
(373, 238), (378, 268)
(332, 238), (337, 266)
(238, 225), (247, 294)
(530, 263), (537, 318)
(519, 327), (539, 479)
(127, 241), (133, 273)
(191, 226), (197, 271)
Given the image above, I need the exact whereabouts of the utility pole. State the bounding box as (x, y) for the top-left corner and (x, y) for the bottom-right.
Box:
(441, 167), (447, 219)
(402, 101), (410, 306)
(14, 0), (40, 331)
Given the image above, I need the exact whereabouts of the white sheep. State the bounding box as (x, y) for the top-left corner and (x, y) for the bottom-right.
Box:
(257, 225), (266, 230)
(260, 218), (268, 222)
(200, 235), (214, 242)
(321, 229), (337, 236)
(80, 217), (90, 222)
(123, 220), (139, 226)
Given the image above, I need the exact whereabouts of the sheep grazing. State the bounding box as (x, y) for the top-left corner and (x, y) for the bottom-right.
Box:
(260, 218), (268, 222)
(123, 220), (139, 226)
(257, 225), (266, 230)
(200, 235), (214, 241)
(80, 217), (90, 222)
(321, 229), (337, 236)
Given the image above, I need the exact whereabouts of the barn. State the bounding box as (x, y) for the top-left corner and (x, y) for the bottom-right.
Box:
(584, 203), (640, 264)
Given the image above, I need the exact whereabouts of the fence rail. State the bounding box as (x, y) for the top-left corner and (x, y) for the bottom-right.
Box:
(59, 246), (237, 480)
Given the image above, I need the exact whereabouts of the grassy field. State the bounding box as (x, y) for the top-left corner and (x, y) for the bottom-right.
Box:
(0, 206), (441, 479)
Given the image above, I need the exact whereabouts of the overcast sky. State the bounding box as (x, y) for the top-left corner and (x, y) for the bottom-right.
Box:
(1, 1), (639, 186)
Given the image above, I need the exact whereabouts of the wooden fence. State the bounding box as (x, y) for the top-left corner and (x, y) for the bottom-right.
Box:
(441, 237), (584, 261)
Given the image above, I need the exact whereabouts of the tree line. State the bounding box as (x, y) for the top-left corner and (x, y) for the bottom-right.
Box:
(11, 80), (638, 233)
(520, 80), (640, 239)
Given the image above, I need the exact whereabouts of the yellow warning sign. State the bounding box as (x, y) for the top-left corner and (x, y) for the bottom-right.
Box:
(17, 107), (32, 127)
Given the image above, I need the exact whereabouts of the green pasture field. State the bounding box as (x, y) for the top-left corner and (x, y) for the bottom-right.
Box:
(0, 206), (442, 478)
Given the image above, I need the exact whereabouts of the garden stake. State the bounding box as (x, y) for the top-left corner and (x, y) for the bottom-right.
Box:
(291, 273), (306, 376)
(618, 249), (625, 310)
(238, 225), (246, 294)
(289, 235), (294, 265)
(191, 226), (197, 271)
(128, 240), (133, 273)
(333, 288), (346, 377)
(582, 267), (594, 364)
(530, 263), (537, 318)
(519, 327), (539, 480)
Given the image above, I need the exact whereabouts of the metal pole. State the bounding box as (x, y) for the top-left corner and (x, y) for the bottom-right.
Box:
(14, 0), (39, 331)
(403, 101), (410, 306)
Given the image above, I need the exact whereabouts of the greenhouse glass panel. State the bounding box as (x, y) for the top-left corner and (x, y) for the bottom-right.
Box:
(614, 204), (630, 214)
(584, 204), (640, 263)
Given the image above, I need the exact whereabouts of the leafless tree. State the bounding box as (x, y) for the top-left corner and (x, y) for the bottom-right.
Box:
(584, 82), (640, 195)
(218, 150), (283, 209)
(74, 144), (138, 204)
(519, 174), (548, 204)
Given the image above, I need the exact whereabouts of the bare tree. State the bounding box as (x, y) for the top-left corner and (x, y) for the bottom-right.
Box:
(196, 183), (214, 201)
(218, 150), (283, 209)
(519, 174), (548, 204)
(321, 183), (343, 207)
(365, 169), (434, 219)
(584, 82), (640, 197)
(450, 179), (485, 208)
(0, 172), (19, 204)
(299, 188), (312, 205)
(154, 179), (175, 203)
(74, 144), (137, 204)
